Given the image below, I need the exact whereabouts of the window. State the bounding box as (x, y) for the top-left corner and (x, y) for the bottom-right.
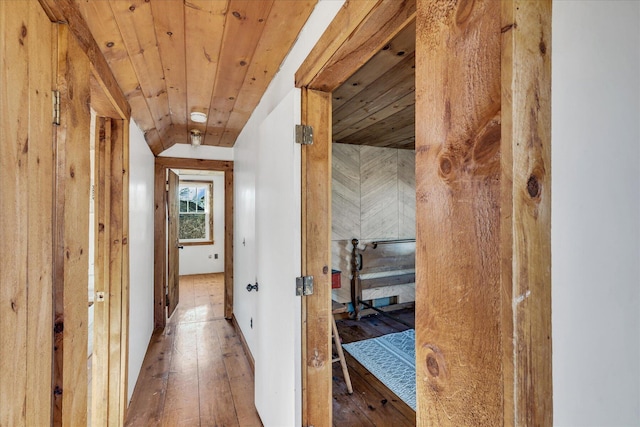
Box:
(179, 181), (213, 244)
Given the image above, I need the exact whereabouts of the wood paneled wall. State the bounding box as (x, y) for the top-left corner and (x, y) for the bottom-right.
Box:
(0, 3), (55, 425)
(332, 143), (415, 241)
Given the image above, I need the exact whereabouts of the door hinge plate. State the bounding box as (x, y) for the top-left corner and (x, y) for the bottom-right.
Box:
(296, 275), (314, 296)
(53, 90), (60, 126)
(295, 124), (313, 145)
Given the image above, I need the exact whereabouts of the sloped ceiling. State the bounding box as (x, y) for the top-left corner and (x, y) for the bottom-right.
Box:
(75, 0), (317, 155)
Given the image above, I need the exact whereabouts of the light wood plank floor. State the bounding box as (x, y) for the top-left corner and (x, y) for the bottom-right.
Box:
(125, 273), (262, 427)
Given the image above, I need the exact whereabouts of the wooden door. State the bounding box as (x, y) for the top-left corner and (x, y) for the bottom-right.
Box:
(167, 170), (180, 317)
(254, 88), (302, 425)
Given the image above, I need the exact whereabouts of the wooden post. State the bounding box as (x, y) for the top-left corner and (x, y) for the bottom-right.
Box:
(501, 1), (553, 424)
(301, 88), (333, 427)
(53, 23), (91, 427)
(415, 0), (503, 424)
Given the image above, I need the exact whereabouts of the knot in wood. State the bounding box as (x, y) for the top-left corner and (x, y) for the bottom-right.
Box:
(427, 354), (440, 377)
(527, 175), (541, 198)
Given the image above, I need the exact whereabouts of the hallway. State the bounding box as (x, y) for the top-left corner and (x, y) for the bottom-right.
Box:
(125, 274), (261, 426)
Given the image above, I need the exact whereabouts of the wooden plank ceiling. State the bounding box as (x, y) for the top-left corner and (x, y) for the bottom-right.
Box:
(332, 20), (415, 150)
(75, 0), (317, 155)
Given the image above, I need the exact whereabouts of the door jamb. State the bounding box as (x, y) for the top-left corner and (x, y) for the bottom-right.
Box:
(153, 157), (234, 329)
(296, 0), (552, 425)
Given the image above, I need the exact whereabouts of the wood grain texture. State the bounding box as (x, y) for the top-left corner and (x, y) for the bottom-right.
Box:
(126, 274), (260, 427)
(297, 0), (416, 92)
(415, 1), (502, 425)
(206, 0), (274, 146)
(92, 117), (112, 426)
(224, 169), (234, 319)
(119, 118), (131, 421)
(39, 0), (130, 119)
(501, 1), (553, 425)
(301, 88), (333, 427)
(361, 146), (399, 239)
(0, 3), (54, 425)
(167, 170), (180, 318)
(331, 143), (415, 246)
(153, 162), (167, 330)
(54, 23), (91, 426)
(332, 143), (361, 240)
(398, 149), (415, 238)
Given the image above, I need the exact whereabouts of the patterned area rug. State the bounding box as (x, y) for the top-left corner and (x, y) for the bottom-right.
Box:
(342, 329), (416, 410)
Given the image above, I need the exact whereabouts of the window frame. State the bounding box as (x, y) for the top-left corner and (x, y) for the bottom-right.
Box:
(178, 180), (214, 246)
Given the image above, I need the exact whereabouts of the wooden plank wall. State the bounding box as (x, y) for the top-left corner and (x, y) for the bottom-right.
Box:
(0, 2), (55, 425)
(332, 143), (415, 241)
(53, 24), (92, 426)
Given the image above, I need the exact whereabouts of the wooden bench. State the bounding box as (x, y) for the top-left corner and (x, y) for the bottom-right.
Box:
(350, 238), (415, 319)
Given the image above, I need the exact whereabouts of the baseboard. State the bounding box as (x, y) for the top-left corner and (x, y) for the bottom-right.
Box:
(231, 314), (255, 374)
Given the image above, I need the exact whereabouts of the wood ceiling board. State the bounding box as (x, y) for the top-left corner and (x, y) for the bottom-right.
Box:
(219, 0), (318, 147)
(205, 0), (274, 146)
(184, 0), (228, 138)
(306, 0), (416, 92)
(337, 105), (415, 148)
(333, 52), (415, 140)
(109, 0), (171, 135)
(151, 0), (187, 129)
(331, 20), (416, 113)
(333, 90), (415, 141)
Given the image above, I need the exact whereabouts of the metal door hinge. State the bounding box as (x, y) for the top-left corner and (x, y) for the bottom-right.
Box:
(296, 275), (314, 296)
(52, 90), (60, 126)
(295, 124), (313, 145)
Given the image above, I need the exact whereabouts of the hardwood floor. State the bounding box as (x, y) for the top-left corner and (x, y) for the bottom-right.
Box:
(125, 273), (261, 427)
(333, 308), (416, 426)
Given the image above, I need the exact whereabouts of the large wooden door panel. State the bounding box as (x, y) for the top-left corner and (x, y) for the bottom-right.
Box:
(167, 169), (180, 317)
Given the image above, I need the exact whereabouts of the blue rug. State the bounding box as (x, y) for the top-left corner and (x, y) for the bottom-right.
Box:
(342, 329), (416, 410)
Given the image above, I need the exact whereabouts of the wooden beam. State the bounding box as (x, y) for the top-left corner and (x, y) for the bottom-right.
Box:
(296, 0), (416, 92)
(301, 88), (333, 427)
(120, 118), (131, 421)
(155, 157), (233, 171)
(39, 0), (130, 120)
(415, 0), (503, 424)
(53, 23), (91, 427)
(501, 1), (553, 425)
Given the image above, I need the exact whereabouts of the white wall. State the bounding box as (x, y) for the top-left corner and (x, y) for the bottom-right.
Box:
(234, 0), (343, 353)
(552, 2), (640, 425)
(233, 1), (344, 424)
(127, 121), (156, 401)
(177, 172), (225, 275)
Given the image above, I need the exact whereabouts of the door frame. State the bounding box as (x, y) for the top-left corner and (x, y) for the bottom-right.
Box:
(296, 0), (552, 425)
(153, 157), (234, 329)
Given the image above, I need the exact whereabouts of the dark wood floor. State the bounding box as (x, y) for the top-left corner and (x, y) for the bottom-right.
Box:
(125, 273), (261, 427)
(333, 308), (416, 426)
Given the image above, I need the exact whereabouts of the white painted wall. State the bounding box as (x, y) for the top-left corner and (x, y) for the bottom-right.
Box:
(552, 2), (640, 425)
(177, 172), (225, 275)
(233, 1), (344, 424)
(159, 142), (234, 161)
(234, 0), (344, 352)
(127, 121), (156, 401)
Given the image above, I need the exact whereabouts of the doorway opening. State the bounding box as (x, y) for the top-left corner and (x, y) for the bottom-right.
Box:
(329, 19), (417, 424)
(153, 157), (234, 330)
